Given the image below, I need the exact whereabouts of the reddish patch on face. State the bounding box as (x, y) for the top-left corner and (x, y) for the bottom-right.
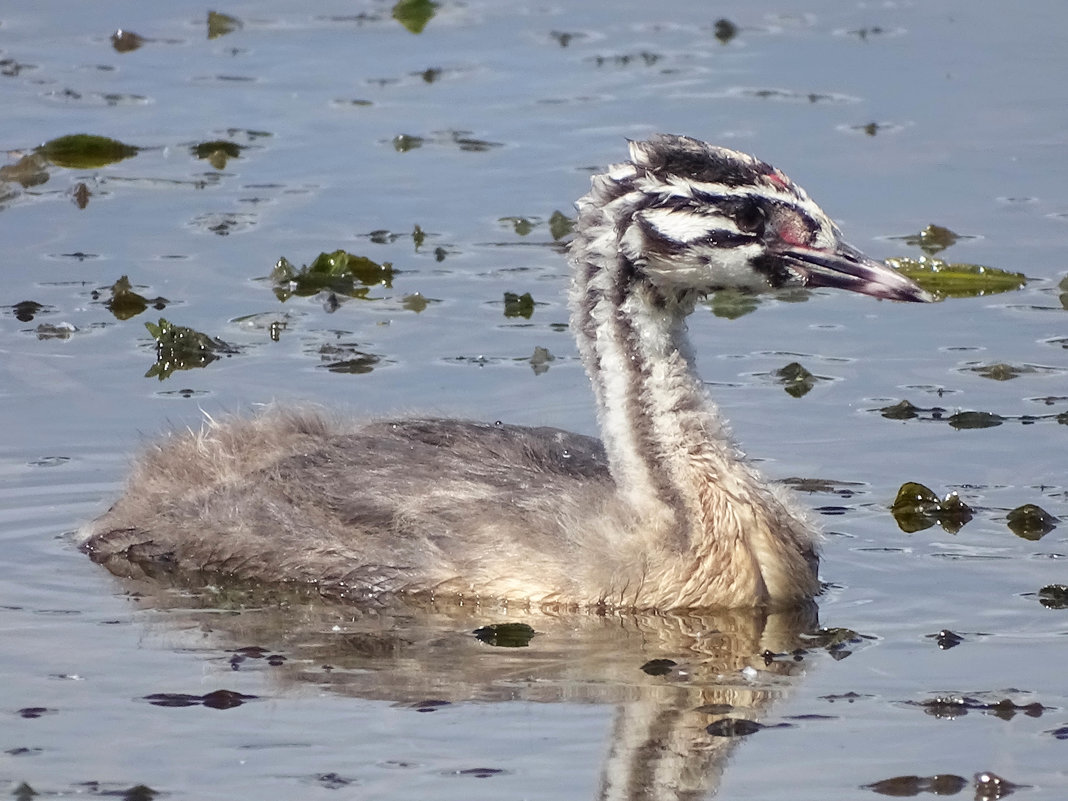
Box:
(766, 170), (790, 190)
(776, 211), (812, 247)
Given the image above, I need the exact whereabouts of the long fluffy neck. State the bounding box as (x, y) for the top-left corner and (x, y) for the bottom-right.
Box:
(569, 200), (737, 538)
(567, 176), (818, 607)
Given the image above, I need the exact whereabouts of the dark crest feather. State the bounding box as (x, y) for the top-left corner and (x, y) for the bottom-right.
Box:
(633, 134), (775, 187)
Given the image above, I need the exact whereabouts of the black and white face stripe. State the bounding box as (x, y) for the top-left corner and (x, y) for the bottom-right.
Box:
(582, 134), (929, 302)
(601, 139), (835, 281)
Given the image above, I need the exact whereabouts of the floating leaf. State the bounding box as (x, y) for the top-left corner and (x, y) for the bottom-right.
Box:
(705, 718), (766, 737)
(780, 477), (865, 497)
(472, 622), (536, 648)
(392, 133), (424, 152)
(367, 229), (399, 244)
(799, 627), (872, 661)
(905, 694), (1046, 722)
(548, 210), (575, 240)
(0, 153), (50, 187)
(271, 250), (394, 301)
(393, 0), (437, 34)
(1006, 503), (1058, 540)
(864, 774), (968, 797)
(877, 400), (1065, 428)
(930, 629), (964, 650)
(899, 224), (963, 255)
(886, 256), (1026, 300)
(713, 18), (738, 44)
(144, 317), (237, 380)
(318, 343), (381, 374)
(947, 410), (1005, 430)
(967, 362), (1034, 381)
(192, 140), (243, 170)
(503, 291), (535, 318)
(102, 275), (169, 320)
(640, 658), (677, 676)
(450, 131), (502, 152)
(111, 29), (146, 53)
(402, 293), (429, 313)
(937, 493), (974, 533)
(775, 361), (817, 398)
(9, 300), (47, 322)
(71, 182), (91, 208)
(1037, 584), (1068, 610)
(879, 399), (920, 420)
(891, 482), (973, 534)
(550, 31), (583, 47)
(500, 216), (537, 236)
(144, 689), (256, 708)
(207, 11), (242, 39)
(974, 772), (1024, 800)
(892, 482), (941, 516)
(36, 134), (139, 169)
(529, 345), (554, 375)
(707, 288), (759, 319)
(411, 224), (426, 249)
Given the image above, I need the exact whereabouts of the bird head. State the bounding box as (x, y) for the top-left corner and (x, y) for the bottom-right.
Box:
(594, 135), (931, 303)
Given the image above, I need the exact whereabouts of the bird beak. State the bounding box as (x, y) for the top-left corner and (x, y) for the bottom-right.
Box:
(779, 240), (933, 302)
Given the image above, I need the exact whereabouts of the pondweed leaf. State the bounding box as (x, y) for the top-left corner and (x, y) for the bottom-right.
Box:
(271, 250), (394, 301)
(36, 134), (139, 169)
(886, 256), (1026, 300)
(144, 318), (237, 380)
(393, 0), (437, 34)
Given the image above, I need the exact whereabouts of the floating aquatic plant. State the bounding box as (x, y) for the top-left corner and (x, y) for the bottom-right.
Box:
(893, 223), (972, 255)
(393, 0), (437, 34)
(192, 140), (243, 170)
(36, 134), (139, 169)
(775, 361), (820, 399)
(100, 276), (169, 320)
(144, 318), (237, 380)
(271, 250), (394, 301)
(472, 622), (535, 648)
(1006, 503), (1058, 540)
(891, 482), (974, 533)
(503, 291), (535, 318)
(886, 256), (1026, 300)
(548, 210), (575, 240)
(1036, 584), (1068, 610)
(207, 11), (242, 39)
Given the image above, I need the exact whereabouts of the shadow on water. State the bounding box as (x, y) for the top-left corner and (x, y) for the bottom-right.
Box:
(103, 568), (820, 801)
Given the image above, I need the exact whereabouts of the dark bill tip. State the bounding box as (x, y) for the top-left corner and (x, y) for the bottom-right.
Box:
(783, 242), (933, 303)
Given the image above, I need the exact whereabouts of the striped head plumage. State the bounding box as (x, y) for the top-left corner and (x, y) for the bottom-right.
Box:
(574, 134), (930, 303)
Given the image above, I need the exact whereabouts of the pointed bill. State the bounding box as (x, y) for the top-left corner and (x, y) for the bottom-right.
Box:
(780, 241), (933, 302)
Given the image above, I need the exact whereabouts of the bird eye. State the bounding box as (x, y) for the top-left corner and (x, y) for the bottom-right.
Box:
(734, 202), (766, 236)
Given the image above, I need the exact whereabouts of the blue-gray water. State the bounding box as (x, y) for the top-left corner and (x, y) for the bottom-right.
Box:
(1, 2), (1066, 799)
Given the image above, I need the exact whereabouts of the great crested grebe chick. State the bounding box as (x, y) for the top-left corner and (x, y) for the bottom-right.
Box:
(81, 135), (930, 610)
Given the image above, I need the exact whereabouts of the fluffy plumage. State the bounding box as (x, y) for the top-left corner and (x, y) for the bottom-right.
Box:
(81, 134), (929, 610)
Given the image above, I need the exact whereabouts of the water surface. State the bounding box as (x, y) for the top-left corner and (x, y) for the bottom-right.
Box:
(1, 2), (1066, 799)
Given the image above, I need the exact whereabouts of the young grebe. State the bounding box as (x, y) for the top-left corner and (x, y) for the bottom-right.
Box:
(81, 135), (929, 610)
